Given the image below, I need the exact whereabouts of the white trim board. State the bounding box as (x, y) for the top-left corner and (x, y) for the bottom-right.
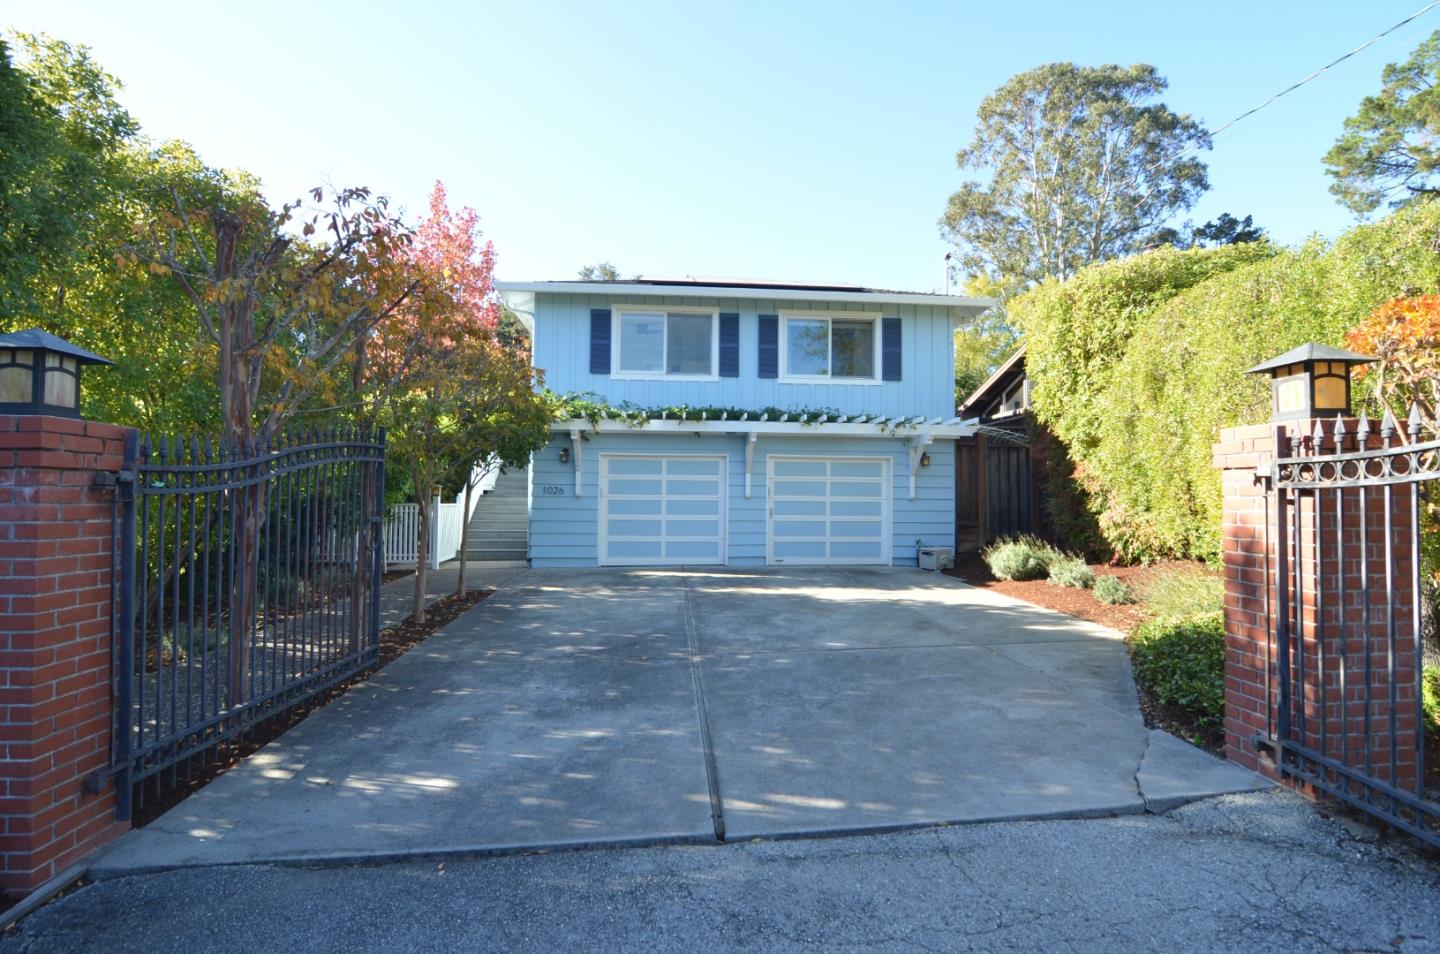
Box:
(496, 281), (996, 312)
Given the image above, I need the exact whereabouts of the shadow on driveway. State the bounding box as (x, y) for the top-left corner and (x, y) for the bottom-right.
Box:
(91, 567), (1267, 876)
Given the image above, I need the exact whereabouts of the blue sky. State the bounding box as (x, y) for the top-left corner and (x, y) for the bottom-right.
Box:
(6, 1), (1435, 291)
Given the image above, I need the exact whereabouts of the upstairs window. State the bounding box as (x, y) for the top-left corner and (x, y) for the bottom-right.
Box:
(781, 314), (879, 381)
(615, 308), (717, 378)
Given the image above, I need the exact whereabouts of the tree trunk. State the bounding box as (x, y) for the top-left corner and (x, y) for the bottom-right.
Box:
(412, 490), (430, 625)
(456, 475), (473, 597)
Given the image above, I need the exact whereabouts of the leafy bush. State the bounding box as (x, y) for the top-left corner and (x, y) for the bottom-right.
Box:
(1047, 554), (1095, 589)
(1015, 201), (1440, 561)
(1129, 613), (1226, 728)
(1142, 568), (1224, 622)
(1093, 575), (1135, 605)
(983, 536), (1059, 581)
(1425, 666), (1440, 737)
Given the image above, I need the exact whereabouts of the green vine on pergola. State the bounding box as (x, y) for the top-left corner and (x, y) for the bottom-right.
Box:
(550, 391), (847, 427)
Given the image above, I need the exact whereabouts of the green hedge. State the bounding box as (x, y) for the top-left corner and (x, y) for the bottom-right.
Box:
(1015, 201), (1440, 562)
(1129, 613), (1226, 728)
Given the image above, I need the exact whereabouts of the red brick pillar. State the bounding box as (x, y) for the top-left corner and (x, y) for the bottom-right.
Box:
(1214, 423), (1279, 777)
(0, 415), (132, 895)
(1215, 419), (1421, 795)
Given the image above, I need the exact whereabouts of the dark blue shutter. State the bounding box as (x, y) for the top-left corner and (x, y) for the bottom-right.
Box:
(718, 313), (740, 377)
(881, 317), (901, 381)
(589, 309), (611, 374)
(757, 315), (779, 379)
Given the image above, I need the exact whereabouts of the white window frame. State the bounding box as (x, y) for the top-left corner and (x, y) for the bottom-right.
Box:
(778, 312), (883, 384)
(598, 453), (729, 566)
(764, 454), (893, 566)
(611, 306), (720, 381)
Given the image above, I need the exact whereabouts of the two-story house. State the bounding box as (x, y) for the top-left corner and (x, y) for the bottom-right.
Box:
(497, 278), (995, 568)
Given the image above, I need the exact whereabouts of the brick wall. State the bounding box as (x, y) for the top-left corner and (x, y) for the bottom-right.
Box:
(1215, 419), (1420, 795)
(0, 415), (131, 896)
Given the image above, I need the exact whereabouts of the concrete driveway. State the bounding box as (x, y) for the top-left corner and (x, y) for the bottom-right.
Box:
(92, 567), (1266, 876)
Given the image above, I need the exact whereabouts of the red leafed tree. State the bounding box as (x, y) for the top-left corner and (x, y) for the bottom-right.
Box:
(1348, 294), (1440, 439)
(367, 181), (550, 621)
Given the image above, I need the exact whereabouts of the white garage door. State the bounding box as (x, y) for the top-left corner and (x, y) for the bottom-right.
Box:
(599, 455), (727, 566)
(767, 456), (892, 566)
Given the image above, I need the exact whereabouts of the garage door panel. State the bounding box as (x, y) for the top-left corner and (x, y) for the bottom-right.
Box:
(767, 456), (890, 566)
(609, 478), (664, 496)
(601, 455), (726, 567)
(831, 520), (883, 537)
(773, 540), (827, 559)
(608, 458), (664, 476)
(665, 540), (723, 560)
(666, 458), (723, 477)
(773, 519), (827, 538)
(609, 498), (663, 516)
(773, 479), (829, 497)
(608, 519), (663, 537)
(665, 478), (722, 496)
(830, 460), (885, 478)
(666, 498), (719, 516)
(665, 518), (722, 537)
(830, 500), (882, 517)
(773, 460), (827, 477)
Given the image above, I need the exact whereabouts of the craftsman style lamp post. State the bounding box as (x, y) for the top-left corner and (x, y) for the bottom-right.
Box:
(1245, 343), (1374, 423)
(0, 328), (113, 418)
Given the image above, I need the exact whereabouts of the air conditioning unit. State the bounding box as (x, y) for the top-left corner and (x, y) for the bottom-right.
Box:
(917, 546), (954, 572)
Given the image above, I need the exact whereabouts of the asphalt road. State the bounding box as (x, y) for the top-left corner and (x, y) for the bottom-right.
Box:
(8, 791), (1438, 954)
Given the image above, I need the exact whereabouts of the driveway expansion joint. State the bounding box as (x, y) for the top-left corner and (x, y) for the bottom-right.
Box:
(681, 573), (726, 844)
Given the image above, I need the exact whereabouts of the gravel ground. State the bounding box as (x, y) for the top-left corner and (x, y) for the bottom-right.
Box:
(7, 791), (1438, 954)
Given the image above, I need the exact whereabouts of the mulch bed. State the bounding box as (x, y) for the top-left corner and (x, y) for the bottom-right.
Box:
(945, 552), (1225, 756)
(130, 586), (493, 827)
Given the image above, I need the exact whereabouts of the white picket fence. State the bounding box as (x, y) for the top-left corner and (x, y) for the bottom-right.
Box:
(382, 459), (501, 569)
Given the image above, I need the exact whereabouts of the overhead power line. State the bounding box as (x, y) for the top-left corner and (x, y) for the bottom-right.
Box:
(1207, 0), (1440, 141)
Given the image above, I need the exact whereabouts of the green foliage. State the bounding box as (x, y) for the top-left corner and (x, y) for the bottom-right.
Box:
(551, 393), (914, 430)
(1093, 575), (1135, 605)
(1324, 30), (1440, 214)
(1129, 613), (1225, 727)
(1142, 568), (1224, 623)
(1047, 554), (1095, 589)
(1018, 200), (1440, 561)
(954, 314), (1018, 407)
(1424, 666), (1440, 735)
(983, 535), (1060, 581)
(578, 262), (621, 281)
(942, 62), (1210, 290)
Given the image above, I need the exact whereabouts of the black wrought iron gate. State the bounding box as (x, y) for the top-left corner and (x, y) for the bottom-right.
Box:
(1268, 412), (1438, 845)
(110, 427), (386, 819)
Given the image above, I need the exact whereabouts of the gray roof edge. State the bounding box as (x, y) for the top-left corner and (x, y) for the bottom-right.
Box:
(496, 281), (996, 310)
(1245, 342), (1375, 375)
(0, 329), (113, 364)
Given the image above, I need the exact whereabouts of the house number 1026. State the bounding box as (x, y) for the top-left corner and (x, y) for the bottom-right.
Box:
(539, 485), (566, 496)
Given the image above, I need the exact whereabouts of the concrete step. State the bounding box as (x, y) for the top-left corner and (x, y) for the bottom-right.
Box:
(466, 549), (527, 560)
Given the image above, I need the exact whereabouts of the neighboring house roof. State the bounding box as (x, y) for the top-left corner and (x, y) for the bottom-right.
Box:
(958, 346), (1025, 419)
(496, 278), (996, 311)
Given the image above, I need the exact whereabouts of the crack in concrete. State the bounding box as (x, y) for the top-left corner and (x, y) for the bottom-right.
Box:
(1134, 731), (1154, 813)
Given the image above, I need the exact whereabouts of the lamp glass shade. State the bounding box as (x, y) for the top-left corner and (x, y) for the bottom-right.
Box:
(0, 365), (29, 404)
(1275, 375), (1307, 415)
(1314, 375), (1347, 411)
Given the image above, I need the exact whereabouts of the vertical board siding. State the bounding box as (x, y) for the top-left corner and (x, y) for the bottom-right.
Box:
(533, 294), (959, 418)
(529, 433), (955, 568)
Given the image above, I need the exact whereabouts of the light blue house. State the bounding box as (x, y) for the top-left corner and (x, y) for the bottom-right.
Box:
(497, 279), (995, 568)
